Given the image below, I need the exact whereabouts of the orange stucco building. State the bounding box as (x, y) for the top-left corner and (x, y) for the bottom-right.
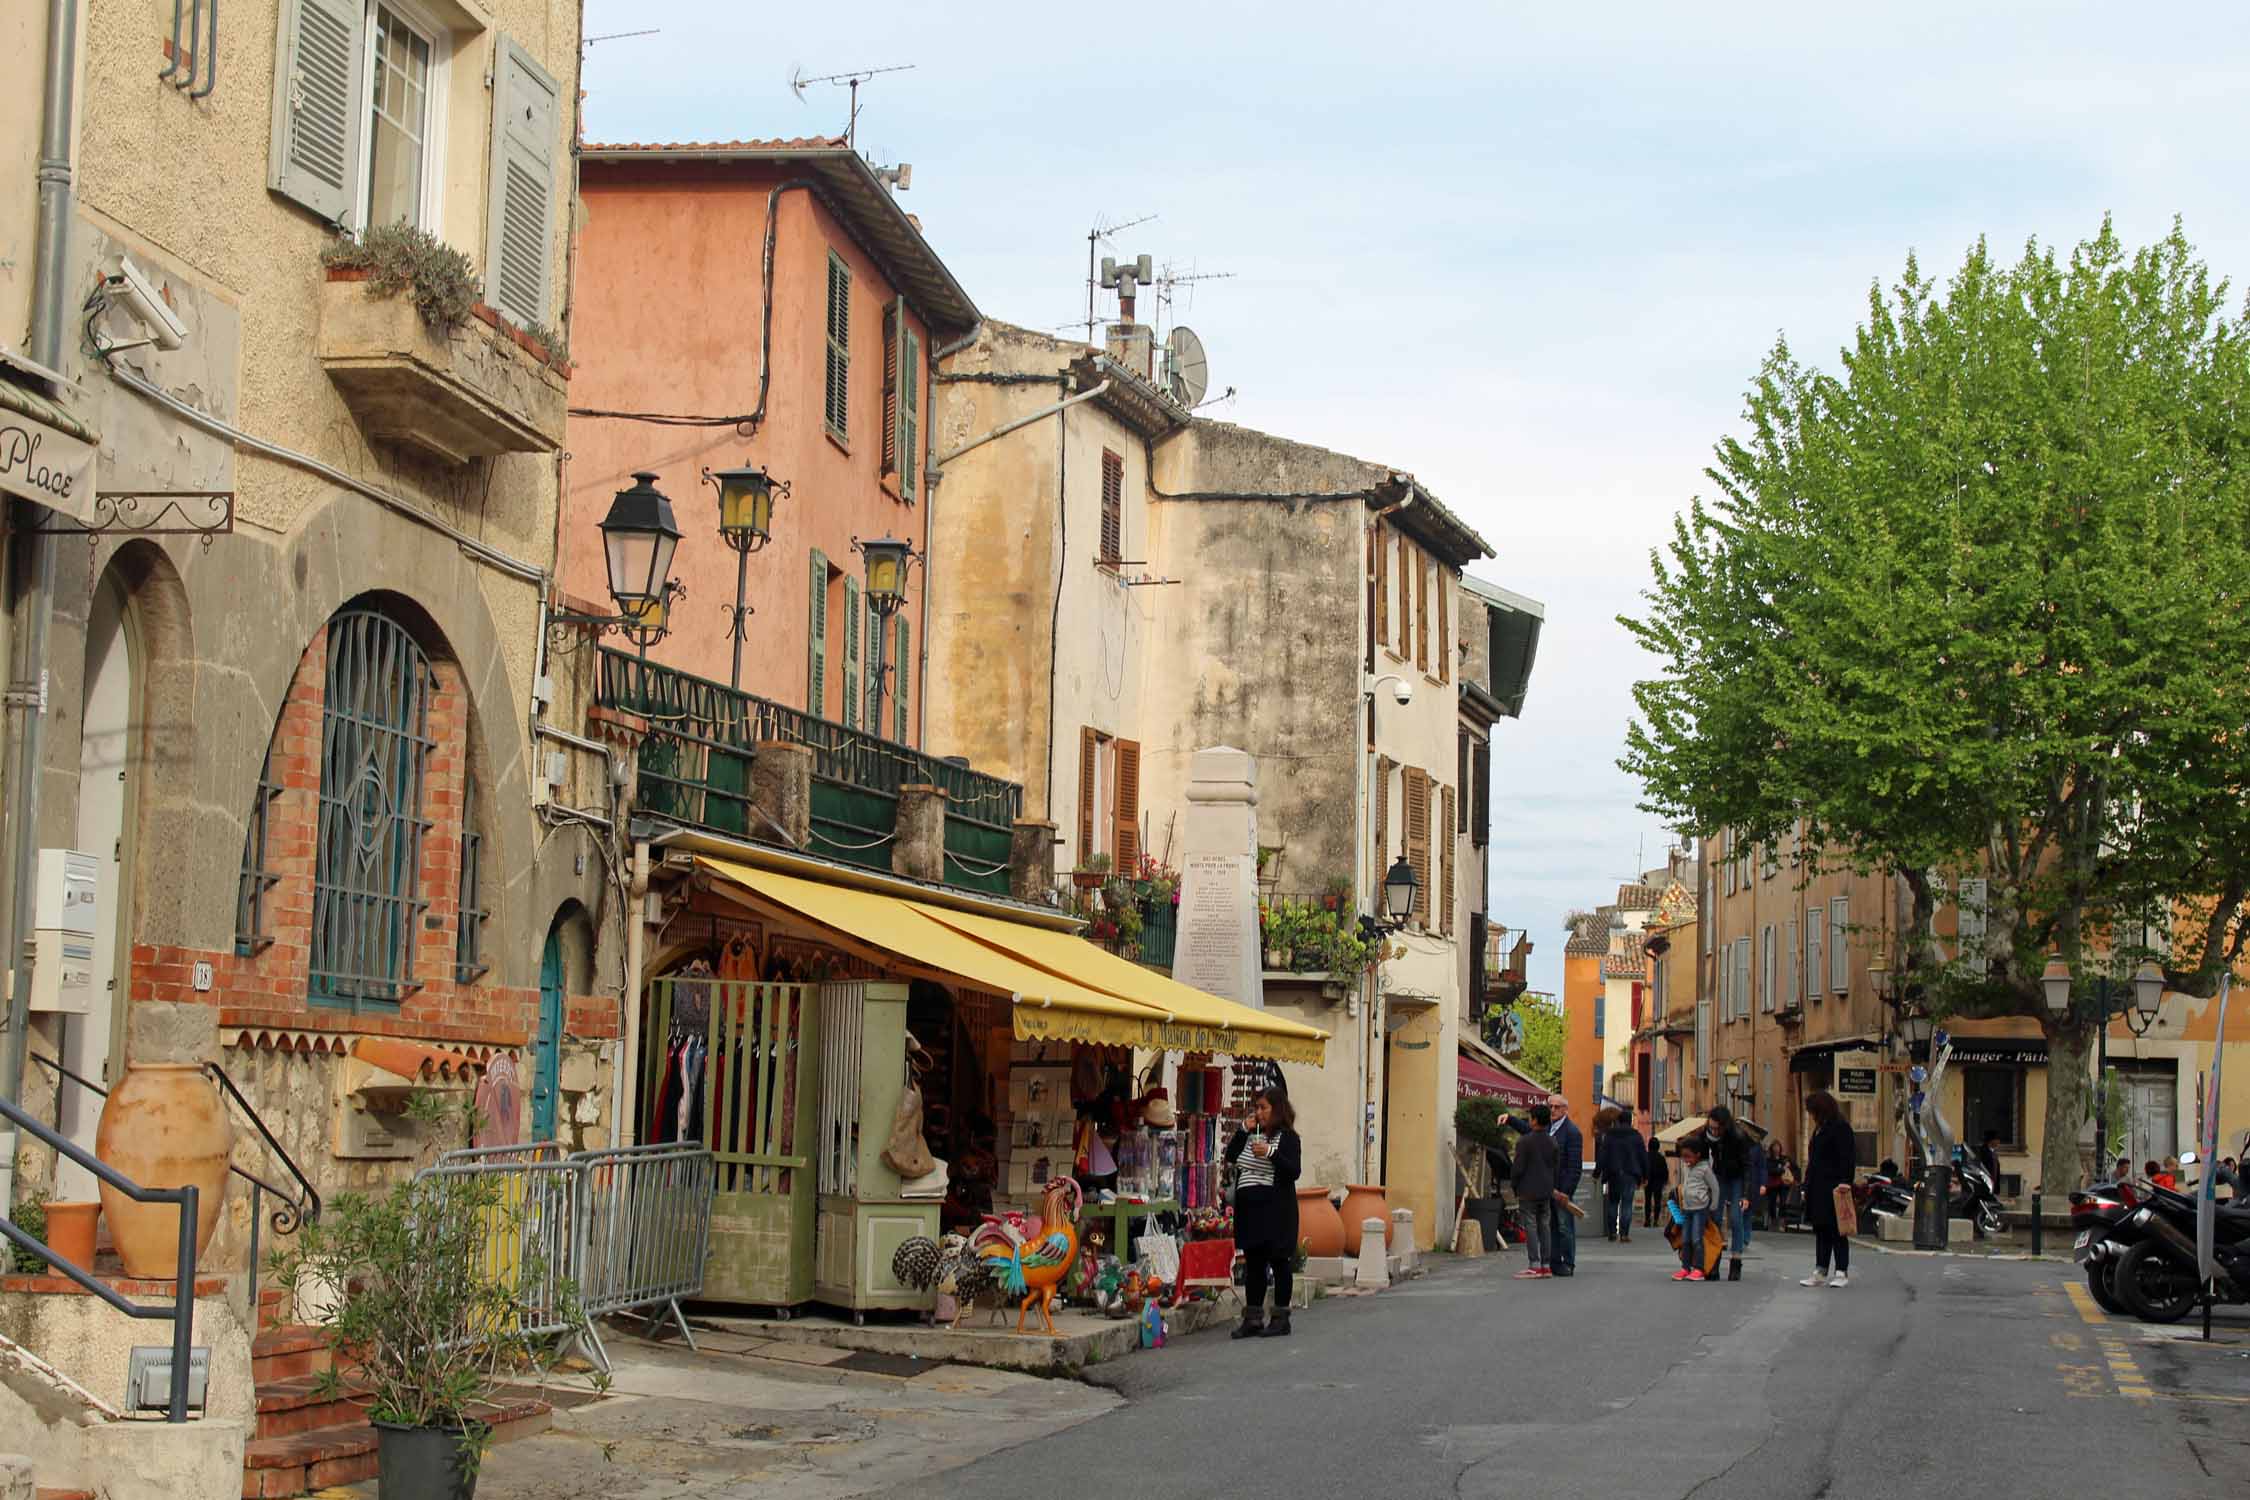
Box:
(1561, 911), (1607, 1147)
(562, 139), (980, 739)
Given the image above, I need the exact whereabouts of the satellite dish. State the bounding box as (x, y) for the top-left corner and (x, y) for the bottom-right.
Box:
(1165, 325), (1208, 407)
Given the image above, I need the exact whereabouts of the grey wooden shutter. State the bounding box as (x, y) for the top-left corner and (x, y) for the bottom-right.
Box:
(841, 577), (862, 729)
(269, 0), (366, 222)
(899, 326), (920, 502)
(486, 37), (560, 327)
(807, 551), (828, 716)
(1761, 925), (1775, 1012)
(1695, 996), (1710, 1078)
(1717, 942), (1730, 1019)
(894, 616), (910, 740)
(1785, 916), (1799, 1007)
(1829, 895), (1850, 992)
(1734, 937), (1751, 1020)
(1805, 918), (1823, 1007)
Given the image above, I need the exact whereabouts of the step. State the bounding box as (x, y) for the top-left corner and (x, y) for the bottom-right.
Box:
(253, 1372), (373, 1440)
(240, 1395), (551, 1498)
(249, 1326), (332, 1385)
(38, 1489), (98, 1500)
(255, 1284), (290, 1336)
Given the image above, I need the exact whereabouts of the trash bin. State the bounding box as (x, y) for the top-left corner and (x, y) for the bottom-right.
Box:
(1913, 1164), (1952, 1250)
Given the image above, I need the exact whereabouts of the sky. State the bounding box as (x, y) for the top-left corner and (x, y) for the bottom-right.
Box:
(580, 0), (2250, 1001)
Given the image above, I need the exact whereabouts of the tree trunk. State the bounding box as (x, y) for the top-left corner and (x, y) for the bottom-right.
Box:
(2040, 1015), (2096, 1195)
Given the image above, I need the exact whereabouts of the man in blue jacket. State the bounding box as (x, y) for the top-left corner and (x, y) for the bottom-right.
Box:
(1598, 1105), (1649, 1243)
(1548, 1094), (1584, 1275)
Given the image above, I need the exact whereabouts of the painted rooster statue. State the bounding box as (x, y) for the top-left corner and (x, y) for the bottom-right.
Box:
(973, 1176), (1084, 1335)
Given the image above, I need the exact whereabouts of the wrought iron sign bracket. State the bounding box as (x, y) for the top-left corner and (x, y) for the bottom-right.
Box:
(25, 490), (236, 547)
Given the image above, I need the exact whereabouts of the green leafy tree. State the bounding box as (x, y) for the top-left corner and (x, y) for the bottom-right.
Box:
(1622, 219), (2250, 1194)
(1497, 994), (1566, 1092)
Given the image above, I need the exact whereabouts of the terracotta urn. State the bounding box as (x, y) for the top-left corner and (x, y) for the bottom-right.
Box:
(1339, 1183), (1391, 1250)
(41, 1201), (100, 1269)
(94, 1062), (233, 1278)
(1297, 1187), (1347, 1258)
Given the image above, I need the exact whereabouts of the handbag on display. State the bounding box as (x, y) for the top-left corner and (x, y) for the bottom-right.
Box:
(881, 1077), (938, 1180)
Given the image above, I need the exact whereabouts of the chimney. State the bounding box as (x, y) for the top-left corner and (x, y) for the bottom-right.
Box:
(1105, 323), (1154, 381)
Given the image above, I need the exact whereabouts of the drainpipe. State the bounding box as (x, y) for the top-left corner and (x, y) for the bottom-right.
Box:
(617, 834), (650, 1147)
(3, 0), (81, 1203)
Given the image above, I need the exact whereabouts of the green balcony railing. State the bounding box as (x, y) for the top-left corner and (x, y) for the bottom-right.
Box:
(597, 649), (1022, 896)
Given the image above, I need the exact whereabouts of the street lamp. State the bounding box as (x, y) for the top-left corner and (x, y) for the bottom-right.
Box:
(1381, 855), (1418, 928)
(553, 471), (686, 654)
(851, 535), (921, 739)
(704, 463), (788, 690)
(2042, 954), (2170, 1174)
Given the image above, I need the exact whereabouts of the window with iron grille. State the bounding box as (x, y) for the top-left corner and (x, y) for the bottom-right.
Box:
(311, 609), (436, 1010)
(235, 739), (283, 955)
(455, 767), (489, 982)
(1099, 449), (1124, 562)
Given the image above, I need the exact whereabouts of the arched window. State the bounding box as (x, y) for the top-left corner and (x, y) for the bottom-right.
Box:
(311, 608), (437, 1010)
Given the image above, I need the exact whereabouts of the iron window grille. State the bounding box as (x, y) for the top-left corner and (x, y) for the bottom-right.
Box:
(235, 740), (284, 955)
(310, 609), (436, 1010)
(455, 767), (489, 982)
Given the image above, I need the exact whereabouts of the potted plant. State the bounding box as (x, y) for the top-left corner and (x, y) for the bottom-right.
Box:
(1071, 852), (1112, 892)
(274, 1127), (576, 1500)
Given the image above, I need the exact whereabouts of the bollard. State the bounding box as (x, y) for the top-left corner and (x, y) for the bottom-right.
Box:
(2031, 1190), (2042, 1257)
(1913, 1164), (1952, 1251)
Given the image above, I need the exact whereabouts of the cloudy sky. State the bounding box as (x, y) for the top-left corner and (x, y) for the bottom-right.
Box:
(581, 0), (2250, 999)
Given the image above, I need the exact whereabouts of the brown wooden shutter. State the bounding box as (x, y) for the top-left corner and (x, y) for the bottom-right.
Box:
(1416, 557), (1430, 671)
(1405, 767), (1431, 927)
(1440, 785), (1456, 936)
(1373, 525), (1389, 647)
(1438, 572), (1451, 682)
(1100, 450), (1124, 562)
(1372, 755), (1392, 879)
(1398, 540), (1412, 657)
(1078, 728), (1099, 859)
(1113, 738), (1141, 874)
(881, 300), (900, 474)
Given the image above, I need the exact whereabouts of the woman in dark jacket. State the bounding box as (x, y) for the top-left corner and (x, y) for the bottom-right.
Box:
(1225, 1085), (1302, 1338)
(1800, 1089), (1857, 1288)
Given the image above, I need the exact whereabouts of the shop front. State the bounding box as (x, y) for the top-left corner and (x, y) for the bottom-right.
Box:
(632, 844), (1327, 1320)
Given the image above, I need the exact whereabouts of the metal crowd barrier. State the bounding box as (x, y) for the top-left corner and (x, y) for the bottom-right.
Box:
(423, 1140), (714, 1372)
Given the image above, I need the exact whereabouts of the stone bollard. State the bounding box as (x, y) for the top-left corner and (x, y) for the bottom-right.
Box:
(1391, 1209), (1416, 1273)
(892, 783), (948, 883)
(1355, 1219), (1391, 1288)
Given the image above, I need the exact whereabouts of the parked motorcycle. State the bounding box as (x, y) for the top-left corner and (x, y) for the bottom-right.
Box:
(2068, 1179), (2140, 1315)
(1857, 1149), (2006, 1237)
(2109, 1180), (2250, 1324)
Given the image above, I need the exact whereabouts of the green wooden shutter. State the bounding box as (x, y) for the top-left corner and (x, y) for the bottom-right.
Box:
(842, 577), (863, 728)
(880, 301), (900, 475)
(486, 36), (560, 326)
(824, 254), (851, 440)
(807, 550), (828, 716)
(899, 326), (921, 503)
(894, 615), (910, 741)
(268, 0), (366, 222)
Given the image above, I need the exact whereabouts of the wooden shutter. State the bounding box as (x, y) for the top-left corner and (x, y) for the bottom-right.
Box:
(825, 253), (851, 439)
(899, 327), (921, 502)
(1785, 916), (1799, 1007)
(1405, 767), (1430, 927)
(807, 551), (828, 717)
(1372, 755), (1392, 879)
(1472, 740), (1490, 846)
(1761, 925), (1775, 1012)
(1399, 543), (1414, 662)
(841, 577), (862, 728)
(269, 0), (366, 222)
(486, 37), (560, 326)
(1416, 558), (1430, 671)
(1805, 918), (1823, 1008)
(894, 615), (910, 741)
(1440, 785), (1456, 936)
(1099, 451), (1124, 561)
(1078, 728), (1099, 858)
(1830, 896), (1850, 992)
(1113, 738), (1141, 873)
(1736, 937), (1752, 1020)
(1438, 572), (1451, 682)
(881, 301), (900, 474)
(1374, 526), (1390, 647)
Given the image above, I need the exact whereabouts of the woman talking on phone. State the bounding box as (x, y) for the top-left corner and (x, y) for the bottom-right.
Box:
(1226, 1085), (1303, 1339)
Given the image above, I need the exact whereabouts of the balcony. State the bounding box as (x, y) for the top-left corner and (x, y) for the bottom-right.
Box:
(596, 649), (1023, 896)
(316, 273), (568, 463)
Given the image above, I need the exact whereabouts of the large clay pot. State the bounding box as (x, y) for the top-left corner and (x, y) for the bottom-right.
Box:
(1340, 1183), (1391, 1251)
(94, 1063), (233, 1278)
(1297, 1187), (1348, 1258)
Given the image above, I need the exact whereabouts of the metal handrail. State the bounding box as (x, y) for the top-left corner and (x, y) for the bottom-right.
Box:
(0, 1090), (197, 1421)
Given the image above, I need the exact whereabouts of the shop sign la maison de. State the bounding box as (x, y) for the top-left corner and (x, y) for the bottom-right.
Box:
(0, 406), (96, 522)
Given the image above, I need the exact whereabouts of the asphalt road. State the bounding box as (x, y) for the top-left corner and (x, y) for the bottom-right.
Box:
(881, 1232), (2250, 1500)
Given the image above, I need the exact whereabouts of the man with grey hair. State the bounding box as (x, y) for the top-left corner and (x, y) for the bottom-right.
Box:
(1548, 1094), (1584, 1275)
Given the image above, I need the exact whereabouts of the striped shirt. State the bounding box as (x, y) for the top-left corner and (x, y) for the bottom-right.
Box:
(1236, 1131), (1279, 1191)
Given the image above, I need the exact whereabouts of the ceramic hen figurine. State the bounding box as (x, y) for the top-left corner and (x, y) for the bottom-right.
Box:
(973, 1176), (1083, 1335)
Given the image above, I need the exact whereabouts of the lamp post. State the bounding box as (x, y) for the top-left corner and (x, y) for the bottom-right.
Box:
(704, 463), (788, 691)
(852, 535), (920, 740)
(552, 471), (686, 663)
(2044, 955), (2167, 1176)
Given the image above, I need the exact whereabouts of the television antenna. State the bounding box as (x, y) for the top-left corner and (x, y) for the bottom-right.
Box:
(789, 63), (917, 149)
(1084, 212), (1157, 341)
(584, 28), (659, 48)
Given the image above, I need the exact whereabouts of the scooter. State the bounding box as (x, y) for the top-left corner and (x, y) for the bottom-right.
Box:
(2109, 1163), (2250, 1323)
(1856, 1150), (2006, 1237)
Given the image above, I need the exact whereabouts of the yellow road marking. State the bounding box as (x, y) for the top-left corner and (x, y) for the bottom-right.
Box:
(2064, 1279), (2108, 1325)
(2060, 1275), (2163, 1398)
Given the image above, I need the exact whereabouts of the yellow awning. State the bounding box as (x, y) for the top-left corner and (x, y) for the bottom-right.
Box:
(907, 901), (1328, 1066)
(694, 858), (1324, 1065)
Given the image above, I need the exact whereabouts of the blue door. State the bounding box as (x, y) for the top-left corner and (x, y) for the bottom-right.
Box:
(533, 927), (564, 1142)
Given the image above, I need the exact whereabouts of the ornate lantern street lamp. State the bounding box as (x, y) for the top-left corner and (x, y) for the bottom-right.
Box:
(852, 535), (921, 739)
(703, 463), (788, 689)
(553, 471), (685, 658)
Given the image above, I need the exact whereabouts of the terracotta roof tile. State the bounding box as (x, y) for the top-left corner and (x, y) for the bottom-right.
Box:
(1616, 882), (1664, 911)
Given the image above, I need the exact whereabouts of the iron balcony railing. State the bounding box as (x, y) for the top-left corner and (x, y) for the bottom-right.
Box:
(596, 649), (1022, 895)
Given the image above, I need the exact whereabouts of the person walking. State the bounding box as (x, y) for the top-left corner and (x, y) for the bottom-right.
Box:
(1511, 1104), (1560, 1280)
(1225, 1086), (1302, 1338)
(1671, 1138), (1718, 1282)
(1548, 1095), (1584, 1276)
(1763, 1141), (1794, 1231)
(1599, 1106), (1648, 1243)
(1800, 1089), (1855, 1288)
(1643, 1126), (1671, 1228)
(1706, 1105), (1764, 1282)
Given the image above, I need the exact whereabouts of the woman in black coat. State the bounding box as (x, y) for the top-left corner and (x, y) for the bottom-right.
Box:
(1800, 1089), (1858, 1289)
(1225, 1085), (1302, 1338)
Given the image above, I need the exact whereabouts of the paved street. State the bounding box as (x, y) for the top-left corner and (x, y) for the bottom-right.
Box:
(884, 1236), (2250, 1500)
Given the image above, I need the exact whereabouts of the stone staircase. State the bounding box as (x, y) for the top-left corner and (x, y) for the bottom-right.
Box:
(241, 1290), (551, 1498)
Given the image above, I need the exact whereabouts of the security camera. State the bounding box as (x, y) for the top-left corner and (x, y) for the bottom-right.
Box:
(1389, 678), (1413, 707)
(112, 256), (187, 352)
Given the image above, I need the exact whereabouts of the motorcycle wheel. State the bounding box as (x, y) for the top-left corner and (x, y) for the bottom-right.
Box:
(2114, 1238), (2201, 1324)
(2086, 1258), (2128, 1317)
